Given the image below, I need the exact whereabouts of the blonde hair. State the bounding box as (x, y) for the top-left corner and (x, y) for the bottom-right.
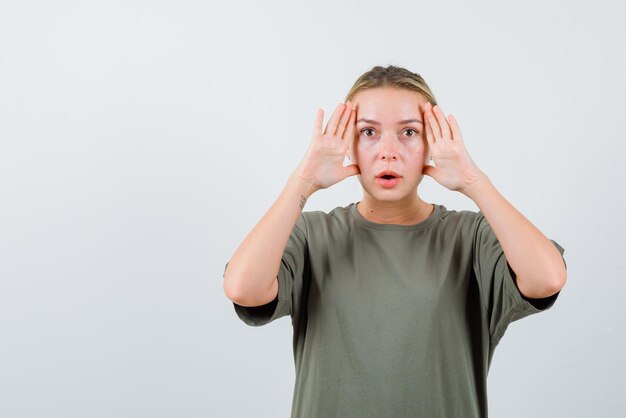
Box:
(344, 65), (437, 105)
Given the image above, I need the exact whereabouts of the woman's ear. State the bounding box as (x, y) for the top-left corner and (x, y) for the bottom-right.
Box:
(346, 147), (358, 168)
(422, 140), (431, 166)
(347, 138), (358, 165)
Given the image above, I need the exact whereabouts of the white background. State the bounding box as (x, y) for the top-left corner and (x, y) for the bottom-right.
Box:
(1, 1), (625, 417)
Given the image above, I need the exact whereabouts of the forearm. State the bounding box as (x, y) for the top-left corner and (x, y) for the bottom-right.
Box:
(462, 175), (567, 298)
(223, 173), (317, 305)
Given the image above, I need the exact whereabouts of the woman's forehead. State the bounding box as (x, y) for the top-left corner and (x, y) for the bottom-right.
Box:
(353, 90), (426, 124)
(352, 88), (427, 114)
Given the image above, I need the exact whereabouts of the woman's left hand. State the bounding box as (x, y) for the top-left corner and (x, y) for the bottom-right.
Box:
(422, 102), (487, 196)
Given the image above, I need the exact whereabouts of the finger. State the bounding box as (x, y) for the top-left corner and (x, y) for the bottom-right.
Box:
(426, 108), (442, 139)
(335, 101), (353, 138)
(433, 105), (452, 140)
(448, 114), (463, 142)
(424, 106), (436, 146)
(342, 163), (360, 179)
(313, 108), (324, 137)
(342, 107), (356, 148)
(346, 109), (358, 156)
(323, 102), (346, 136)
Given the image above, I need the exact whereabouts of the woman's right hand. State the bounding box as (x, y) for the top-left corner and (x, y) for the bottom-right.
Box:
(293, 101), (360, 192)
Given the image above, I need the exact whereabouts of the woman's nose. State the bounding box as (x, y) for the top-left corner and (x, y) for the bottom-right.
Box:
(381, 152), (397, 161)
(380, 133), (398, 161)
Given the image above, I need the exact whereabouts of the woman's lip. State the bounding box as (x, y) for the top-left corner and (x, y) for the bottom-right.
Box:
(376, 177), (401, 188)
(377, 171), (401, 178)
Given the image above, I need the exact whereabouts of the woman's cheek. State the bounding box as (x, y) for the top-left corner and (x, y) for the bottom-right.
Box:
(407, 140), (424, 157)
(419, 138), (429, 164)
(355, 140), (378, 160)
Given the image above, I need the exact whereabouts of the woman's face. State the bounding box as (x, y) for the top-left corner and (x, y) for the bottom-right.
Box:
(350, 87), (430, 202)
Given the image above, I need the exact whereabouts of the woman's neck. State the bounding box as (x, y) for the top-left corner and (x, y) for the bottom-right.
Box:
(357, 193), (433, 225)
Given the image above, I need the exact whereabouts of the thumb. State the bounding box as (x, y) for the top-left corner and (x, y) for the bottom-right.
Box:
(312, 108), (323, 138)
(343, 164), (361, 179)
(422, 165), (437, 178)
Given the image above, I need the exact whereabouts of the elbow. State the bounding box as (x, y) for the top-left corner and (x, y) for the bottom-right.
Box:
(542, 253), (567, 297)
(541, 267), (567, 298)
(223, 264), (243, 303)
(223, 270), (277, 306)
(224, 280), (274, 307)
(224, 277), (255, 305)
(551, 246), (568, 293)
(552, 266), (567, 293)
(516, 267), (567, 299)
(223, 277), (239, 303)
(223, 273), (252, 305)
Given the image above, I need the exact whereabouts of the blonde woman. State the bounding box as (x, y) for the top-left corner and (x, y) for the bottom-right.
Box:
(223, 65), (567, 418)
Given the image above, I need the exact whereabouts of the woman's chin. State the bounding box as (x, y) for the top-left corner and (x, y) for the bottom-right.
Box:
(362, 186), (417, 202)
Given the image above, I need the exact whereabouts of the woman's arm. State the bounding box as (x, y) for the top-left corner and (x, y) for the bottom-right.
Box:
(462, 175), (567, 298)
(223, 102), (359, 307)
(421, 102), (566, 299)
(223, 174), (316, 307)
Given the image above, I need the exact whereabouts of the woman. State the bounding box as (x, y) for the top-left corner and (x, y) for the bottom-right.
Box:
(223, 65), (567, 417)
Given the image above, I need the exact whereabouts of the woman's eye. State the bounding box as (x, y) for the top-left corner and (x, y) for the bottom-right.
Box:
(359, 128), (419, 138)
(361, 128), (375, 137)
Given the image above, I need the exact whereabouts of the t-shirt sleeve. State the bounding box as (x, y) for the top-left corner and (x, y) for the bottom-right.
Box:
(472, 212), (566, 346)
(227, 214), (309, 327)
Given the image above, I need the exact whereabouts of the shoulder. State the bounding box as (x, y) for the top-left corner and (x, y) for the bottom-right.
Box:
(301, 203), (353, 224)
(298, 203), (354, 240)
(436, 204), (484, 232)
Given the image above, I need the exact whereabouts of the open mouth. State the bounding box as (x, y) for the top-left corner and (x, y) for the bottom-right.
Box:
(376, 171), (402, 188)
(377, 170), (401, 179)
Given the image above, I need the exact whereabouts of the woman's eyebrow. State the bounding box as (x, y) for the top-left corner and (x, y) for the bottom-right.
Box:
(356, 118), (423, 125)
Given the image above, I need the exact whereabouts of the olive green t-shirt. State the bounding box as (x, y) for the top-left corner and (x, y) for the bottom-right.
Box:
(230, 202), (565, 418)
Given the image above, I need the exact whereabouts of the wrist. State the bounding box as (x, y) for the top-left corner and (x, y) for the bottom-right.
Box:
(288, 172), (319, 199)
(460, 172), (492, 200)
